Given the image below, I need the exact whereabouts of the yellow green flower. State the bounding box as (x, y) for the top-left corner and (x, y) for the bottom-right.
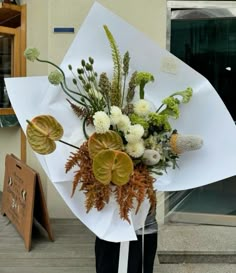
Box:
(129, 113), (149, 130)
(171, 87), (193, 103)
(148, 113), (172, 132)
(161, 97), (180, 118)
(24, 48), (40, 62)
(48, 70), (64, 86)
(135, 72), (154, 99)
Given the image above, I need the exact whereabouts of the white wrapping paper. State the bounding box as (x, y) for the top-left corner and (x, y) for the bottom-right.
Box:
(5, 2), (236, 242)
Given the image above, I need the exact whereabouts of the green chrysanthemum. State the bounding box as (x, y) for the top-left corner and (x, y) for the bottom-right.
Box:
(148, 113), (172, 132)
(135, 72), (154, 99)
(129, 113), (149, 129)
(161, 97), (180, 119)
(171, 87), (193, 103)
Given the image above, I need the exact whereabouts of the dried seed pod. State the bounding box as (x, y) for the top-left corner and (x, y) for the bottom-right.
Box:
(142, 149), (161, 166)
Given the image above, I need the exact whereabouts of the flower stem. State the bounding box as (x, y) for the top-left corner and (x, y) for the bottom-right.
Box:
(155, 94), (175, 113)
(37, 57), (94, 106)
(155, 103), (164, 113)
(139, 82), (145, 99)
(82, 116), (89, 140)
(121, 73), (127, 108)
(59, 139), (80, 150)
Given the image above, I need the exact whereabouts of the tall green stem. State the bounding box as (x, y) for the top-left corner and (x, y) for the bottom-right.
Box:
(139, 82), (145, 99)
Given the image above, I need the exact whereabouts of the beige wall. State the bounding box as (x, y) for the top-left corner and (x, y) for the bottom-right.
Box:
(1, 0), (167, 218)
(0, 127), (21, 187)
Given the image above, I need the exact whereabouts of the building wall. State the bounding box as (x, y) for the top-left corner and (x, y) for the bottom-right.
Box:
(1, 0), (167, 218)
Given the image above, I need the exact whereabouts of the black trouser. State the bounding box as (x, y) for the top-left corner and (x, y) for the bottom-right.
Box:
(95, 233), (158, 273)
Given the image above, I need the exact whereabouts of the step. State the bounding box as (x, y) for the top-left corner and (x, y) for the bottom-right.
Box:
(0, 264), (236, 273)
(156, 264), (236, 273)
(158, 223), (236, 263)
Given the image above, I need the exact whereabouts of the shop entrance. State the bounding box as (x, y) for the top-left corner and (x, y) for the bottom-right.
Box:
(167, 1), (236, 226)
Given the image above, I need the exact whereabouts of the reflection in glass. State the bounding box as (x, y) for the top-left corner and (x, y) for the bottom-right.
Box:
(168, 14), (236, 225)
(171, 17), (236, 120)
(0, 35), (11, 108)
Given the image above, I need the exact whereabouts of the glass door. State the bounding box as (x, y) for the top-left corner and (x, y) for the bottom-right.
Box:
(0, 27), (20, 127)
(167, 1), (236, 226)
(0, 3), (27, 167)
(0, 34), (12, 108)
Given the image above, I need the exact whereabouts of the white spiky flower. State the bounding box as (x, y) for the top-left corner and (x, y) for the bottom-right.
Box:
(126, 141), (145, 158)
(116, 114), (131, 133)
(125, 124), (145, 143)
(110, 106), (123, 125)
(134, 99), (151, 116)
(93, 111), (110, 134)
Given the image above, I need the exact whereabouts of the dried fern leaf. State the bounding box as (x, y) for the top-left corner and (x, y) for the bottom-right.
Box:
(66, 99), (92, 123)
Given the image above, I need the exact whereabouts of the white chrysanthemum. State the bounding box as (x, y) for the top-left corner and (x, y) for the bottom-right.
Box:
(126, 141), (145, 158)
(125, 124), (145, 143)
(134, 99), (151, 116)
(93, 111), (110, 134)
(110, 106), (123, 125)
(116, 114), (131, 132)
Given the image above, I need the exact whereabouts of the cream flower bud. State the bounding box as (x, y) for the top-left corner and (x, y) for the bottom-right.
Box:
(24, 48), (40, 62)
(88, 88), (103, 101)
(142, 149), (161, 166)
(48, 70), (63, 85)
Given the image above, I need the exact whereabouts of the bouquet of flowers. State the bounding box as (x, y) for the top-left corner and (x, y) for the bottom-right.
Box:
(24, 25), (203, 222)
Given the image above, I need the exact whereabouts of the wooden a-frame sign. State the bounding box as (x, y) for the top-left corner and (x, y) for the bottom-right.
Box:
(1, 154), (54, 251)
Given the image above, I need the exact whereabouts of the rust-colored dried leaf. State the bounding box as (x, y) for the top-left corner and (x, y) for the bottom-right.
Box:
(68, 141), (111, 211)
(114, 164), (156, 222)
(68, 140), (156, 223)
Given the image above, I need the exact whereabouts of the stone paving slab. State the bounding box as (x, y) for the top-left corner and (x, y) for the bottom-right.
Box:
(0, 264), (236, 273)
(158, 223), (236, 253)
(156, 264), (236, 273)
(1, 191), (236, 272)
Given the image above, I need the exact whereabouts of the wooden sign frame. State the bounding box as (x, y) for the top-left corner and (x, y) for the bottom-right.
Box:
(1, 154), (54, 251)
